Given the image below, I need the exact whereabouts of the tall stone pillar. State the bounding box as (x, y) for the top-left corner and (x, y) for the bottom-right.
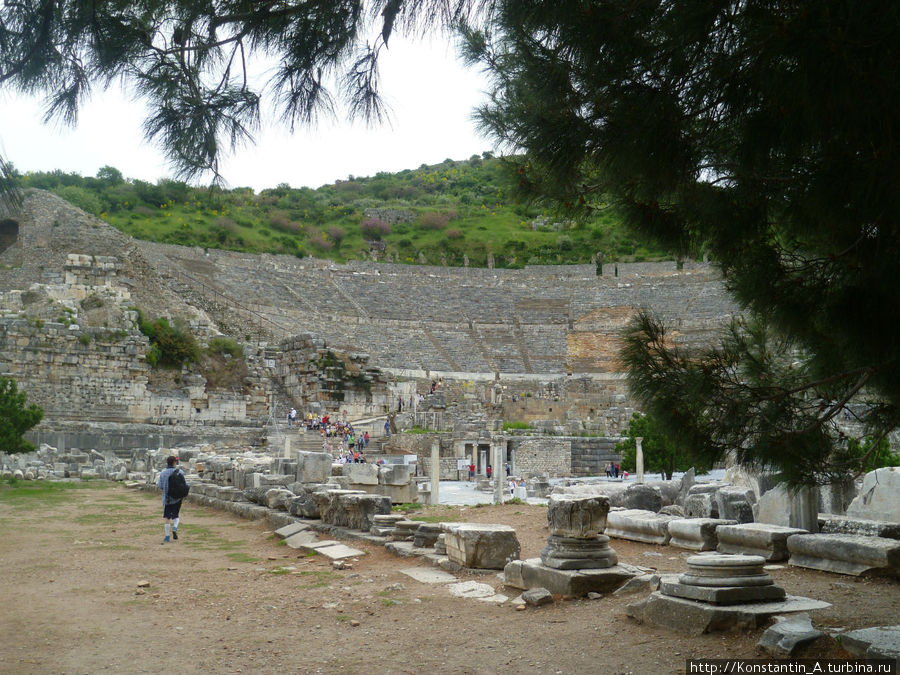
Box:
(493, 440), (507, 505)
(635, 437), (644, 484)
(431, 440), (440, 506)
(283, 435), (292, 459)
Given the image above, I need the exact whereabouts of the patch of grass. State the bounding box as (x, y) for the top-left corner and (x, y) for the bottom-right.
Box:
(0, 479), (114, 509)
(74, 512), (156, 524)
(276, 539), (287, 546)
(391, 503), (423, 513)
(336, 615), (351, 622)
(298, 581), (331, 590)
(296, 570), (333, 578)
(381, 598), (401, 607)
(269, 567), (293, 575)
(225, 552), (260, 563)
(408, 514), (458, 523)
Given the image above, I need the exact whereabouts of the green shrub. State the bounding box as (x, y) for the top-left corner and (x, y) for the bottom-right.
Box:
(137, 311), (200, 368)
(503, 421), (532, 430)
(207, 337), (243, 358)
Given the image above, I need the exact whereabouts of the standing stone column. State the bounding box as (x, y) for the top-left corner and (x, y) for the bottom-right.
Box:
(283, 435), (292, 459)
(493, 441), (506, 504)
(430, 440), (440, 506)
(635, 436), (644, 484)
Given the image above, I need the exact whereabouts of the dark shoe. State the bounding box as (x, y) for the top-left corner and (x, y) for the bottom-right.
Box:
(162, 536), (170, 544)
(172, 529), (178, 540)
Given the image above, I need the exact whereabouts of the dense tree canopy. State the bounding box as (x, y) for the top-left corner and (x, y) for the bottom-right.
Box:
(615, 411), (710, 481)
(461, 1), (900, 485)
(2, 1), (898, 483)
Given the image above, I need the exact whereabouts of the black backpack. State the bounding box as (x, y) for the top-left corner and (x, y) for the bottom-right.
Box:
(167, 469), (190, 500)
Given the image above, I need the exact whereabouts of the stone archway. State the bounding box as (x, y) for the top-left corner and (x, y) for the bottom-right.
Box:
(0, 218), (18, 254)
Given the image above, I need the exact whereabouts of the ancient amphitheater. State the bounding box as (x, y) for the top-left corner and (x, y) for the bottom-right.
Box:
(1, 189), (737, 468)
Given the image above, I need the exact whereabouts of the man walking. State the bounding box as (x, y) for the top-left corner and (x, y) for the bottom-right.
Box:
(158, 455), (187, 544)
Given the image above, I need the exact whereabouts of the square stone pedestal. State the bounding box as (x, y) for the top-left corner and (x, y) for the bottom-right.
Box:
(504, 558), (639, 596)
(626, 592), (831, 635)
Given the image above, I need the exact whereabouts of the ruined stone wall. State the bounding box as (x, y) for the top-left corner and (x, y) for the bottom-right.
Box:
(507, 437), (573, 477)
(277, 334), (393, 418)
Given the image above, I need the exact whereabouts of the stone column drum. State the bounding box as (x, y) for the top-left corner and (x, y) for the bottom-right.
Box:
(541, 495), (618, 570)
(660, 554), (787, 605)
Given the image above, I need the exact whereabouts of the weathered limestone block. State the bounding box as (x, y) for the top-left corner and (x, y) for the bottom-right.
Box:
(379, 463), (414, 486)
(288, 483), (333, 518)
(838, 625), (900, 664)
(627, 592), (831, 635)
(376, 482), (418, 505)
(320, 489), (367, 525)
(605, 509), (681, 545)
(296, 451), (333, 484)
(758, 614), (824, 657)
(847, 467), (900, 523)
(715, 487), (756, 524)
(787, 533), (900, 577)
(522, 588), (554, 607)
(757, 485), (819, 531)
(819, 515), (900, 539)
(264, 488), (295, 510)
(442, 523), (521, 569)
(547, 495), (610, 538)
(622, 484), (662, 512)
(648, 480), (681, 508)
(215, 486), (246, 502)
(334, 493), (391, 531)
(504, 558), (638, 596)
(668, 518), (738, 551)
(717, 523), (808, 561)
(412, 523), (443, 548)
(685, 492), (719, 519)
(341, 463), (379, 485)
(242, 486), (269, 503)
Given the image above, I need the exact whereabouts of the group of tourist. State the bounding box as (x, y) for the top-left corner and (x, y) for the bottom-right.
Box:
(605, 462), (622, 478)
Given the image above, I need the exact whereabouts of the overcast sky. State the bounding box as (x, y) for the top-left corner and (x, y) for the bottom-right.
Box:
(0, 38), (494, 192)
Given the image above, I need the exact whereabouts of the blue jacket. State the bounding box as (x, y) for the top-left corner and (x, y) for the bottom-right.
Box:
(158, 466), (186, 504)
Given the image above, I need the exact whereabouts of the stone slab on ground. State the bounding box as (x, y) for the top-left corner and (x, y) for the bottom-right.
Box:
(446, 581), (497, 599)
(312, 543), (366, 560)
(668, 518), (737, 551)
(284, 531), (320, 549)
(625, 592), (831, 635)
(522, 588), (554, 607)
(787, 533), (900, 577)
(399, 567), (458, 584)
(384, 541), (434, 559)
(275, 522), (310, 539)
(605, 509), (681, 545)
(504, 558), (639, 597)
(717, 523), (808, 561)
(838, 626), (900, 665)
(758, 614), (824, 657)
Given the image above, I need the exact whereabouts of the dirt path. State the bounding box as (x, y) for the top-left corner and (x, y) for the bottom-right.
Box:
(1, 481), (896, 674)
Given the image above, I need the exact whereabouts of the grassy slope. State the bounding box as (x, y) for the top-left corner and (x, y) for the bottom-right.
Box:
(19, 156), (670, 268)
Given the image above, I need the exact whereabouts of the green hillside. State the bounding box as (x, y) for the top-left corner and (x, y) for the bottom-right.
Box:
(16, 156), (669, 268)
